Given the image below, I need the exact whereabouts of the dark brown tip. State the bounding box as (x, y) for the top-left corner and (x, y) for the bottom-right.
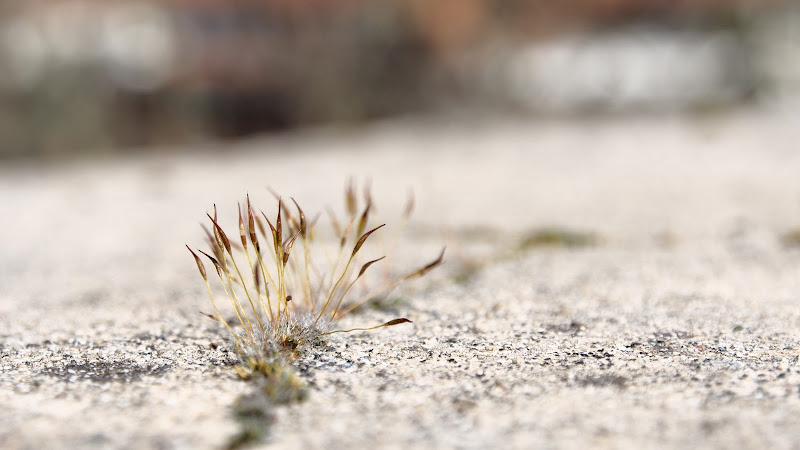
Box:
(260, 210), (279, 255)
(238, 204), (247, 248)
(207, 213), (232, 253)
(352, 224), (385, 257)
(411, 247), (445, 278)
(186, 245), (207, 280)
(356, 201), (372, 238)
(200, 312), (220, 322)
(253, 261), (261, 289)
(357, 256), (385, 278)
(247, 198), (259, 252)
(291, 198), (307, 238)
(282, 229), (302, 265)
(276, 198), (283, 244)
(345, 178), (357, 216)
(383, 318), (412, 327)
(198, 249), (223, 276)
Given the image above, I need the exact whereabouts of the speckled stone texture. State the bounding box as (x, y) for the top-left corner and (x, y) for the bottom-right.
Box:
(2, 107), (800, 449)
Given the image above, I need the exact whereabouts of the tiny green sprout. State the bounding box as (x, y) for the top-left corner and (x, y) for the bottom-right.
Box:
(188, 182), (444, 370)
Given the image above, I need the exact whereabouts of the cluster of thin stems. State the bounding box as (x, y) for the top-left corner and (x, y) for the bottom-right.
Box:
(187, 190), (443, 355)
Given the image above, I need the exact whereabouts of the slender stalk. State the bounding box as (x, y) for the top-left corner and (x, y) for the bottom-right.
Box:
(323, 318), (411, 335)
(210, 260), (256, 349)
(337, 248), (444, 318)
(227, 248), (265, 333)
(239, 208), (273, 325)
(253, 247), (275, 322)
(335, 277), (404, 318)
(277, 250), (286, 323)
(197, 250), (252, 338)
(220, 264), (257, 341)
(187, 246), (242, 346)
(325, 217), (354, 293)
(315, 253), (356, 325)
(201, 276), (240, 345)
(302, 236), (314, 314)
(331, 256), (385, 319)
(317, 224), (385, 323)
(207, 214), (261, 335)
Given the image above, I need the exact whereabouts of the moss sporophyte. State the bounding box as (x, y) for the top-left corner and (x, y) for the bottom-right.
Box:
(187, 183), (444, 374)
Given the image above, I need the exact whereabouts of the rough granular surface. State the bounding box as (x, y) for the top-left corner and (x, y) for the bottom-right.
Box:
(2, 109), (800, 449)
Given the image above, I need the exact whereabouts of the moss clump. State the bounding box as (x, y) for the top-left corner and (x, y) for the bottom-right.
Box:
(189, 182), (443, 448)
(236, 358), (308, 404)
(518, 228), (598, 250)
(780, 229), (800, 247)
(227, 390), (277, 450)
(187, 183), (442, 366)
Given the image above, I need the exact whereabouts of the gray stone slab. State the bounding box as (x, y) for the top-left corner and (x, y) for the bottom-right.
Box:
(2, 108), (800, 449)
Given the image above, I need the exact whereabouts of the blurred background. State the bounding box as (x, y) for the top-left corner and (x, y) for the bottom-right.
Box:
(0, 0), (798, 159)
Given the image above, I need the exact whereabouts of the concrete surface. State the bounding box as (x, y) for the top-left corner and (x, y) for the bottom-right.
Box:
(2, 107), (800, 449)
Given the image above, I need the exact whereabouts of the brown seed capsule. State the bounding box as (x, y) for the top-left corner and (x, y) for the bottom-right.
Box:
(352, 224), (385, 257)
(345, 178), (357, 216)
(207, 213), (231, 253)
(291, 198), (307, 238)
(356, 202), (371, 238)
(186, 245), (207, 281)
(238, 205), (247, 248)
(247, 195), (259, 251)
(383, 318), (412, 326)
(358, 256), (385, 278)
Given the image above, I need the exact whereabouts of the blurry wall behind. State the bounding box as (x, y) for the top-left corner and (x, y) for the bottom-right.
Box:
(0, 0), (797, 159)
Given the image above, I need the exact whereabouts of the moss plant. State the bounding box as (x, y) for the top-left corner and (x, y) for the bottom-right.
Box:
(781, 229), (800, 247)
(517, 227), (597, 250)
(187, 183), (444, 373)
